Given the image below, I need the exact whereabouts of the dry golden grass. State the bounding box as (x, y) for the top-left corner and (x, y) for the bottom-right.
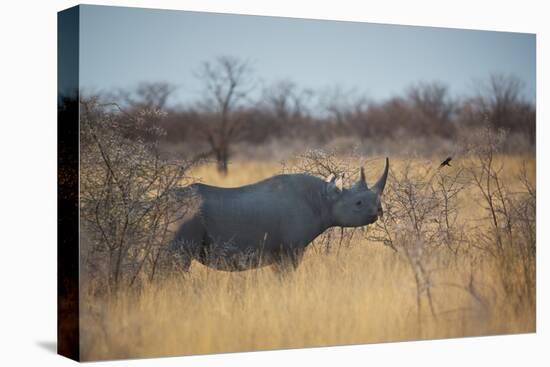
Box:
(80, 156), (535, 361)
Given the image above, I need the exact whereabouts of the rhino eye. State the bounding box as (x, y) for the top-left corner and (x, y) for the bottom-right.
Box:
(355, 200), (362, 206)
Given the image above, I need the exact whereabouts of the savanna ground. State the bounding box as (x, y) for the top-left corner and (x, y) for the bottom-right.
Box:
(80, 154), (535, 361)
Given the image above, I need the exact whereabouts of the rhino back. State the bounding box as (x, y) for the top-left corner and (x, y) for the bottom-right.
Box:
(194, 174), (326, 251)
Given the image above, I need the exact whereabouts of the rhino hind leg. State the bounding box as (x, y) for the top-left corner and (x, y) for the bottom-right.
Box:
(170, 249), (193, 273)
(169, 216), (207, 274)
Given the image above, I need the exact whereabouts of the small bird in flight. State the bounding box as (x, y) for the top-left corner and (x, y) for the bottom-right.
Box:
(439, 157), (452, 168)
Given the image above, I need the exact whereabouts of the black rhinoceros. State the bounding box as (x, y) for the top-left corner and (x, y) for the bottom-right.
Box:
(169, 158), (389, 272)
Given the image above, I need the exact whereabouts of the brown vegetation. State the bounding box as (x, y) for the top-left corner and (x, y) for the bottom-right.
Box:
(79, 152), (535, 361)
(100, 58), (534, 169)
(78, 111), (535, 360)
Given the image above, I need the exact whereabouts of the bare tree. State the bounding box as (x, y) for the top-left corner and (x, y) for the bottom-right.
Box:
(319, 86), (368, 134)
(480, 74), (523, 128)
(194, 56), (256, 174)
(119, 81), (176, 110)
(462, 74), (535, 140)
(406, 81), (455, 137)
(260, 80), (313, 123)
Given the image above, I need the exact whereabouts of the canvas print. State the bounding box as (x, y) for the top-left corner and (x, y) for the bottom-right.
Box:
(57, 5), (536, 361)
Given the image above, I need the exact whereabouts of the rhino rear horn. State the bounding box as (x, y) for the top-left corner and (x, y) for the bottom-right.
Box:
(373, 157), (389, 194)
(360, 167), (368, 188)
(353, 167), (368, 190)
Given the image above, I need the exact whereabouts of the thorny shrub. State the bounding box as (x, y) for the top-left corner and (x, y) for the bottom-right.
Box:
(80, 97), (199, 293)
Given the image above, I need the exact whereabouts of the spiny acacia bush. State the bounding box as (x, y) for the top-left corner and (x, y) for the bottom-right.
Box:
(464, 124), (536, 310)
(366, 157), (470, 323)
(80, 97), (199, 293)
(366, 124), (535, 322)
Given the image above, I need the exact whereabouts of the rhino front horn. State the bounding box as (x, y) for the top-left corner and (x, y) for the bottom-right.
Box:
(373, 157), (389, 194)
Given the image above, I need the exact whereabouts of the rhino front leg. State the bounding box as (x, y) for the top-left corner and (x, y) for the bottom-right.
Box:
(271, 247), (305, 275)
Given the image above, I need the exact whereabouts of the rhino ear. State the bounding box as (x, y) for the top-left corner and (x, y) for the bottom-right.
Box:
(326, 178), (342, 199)
(326, 173), (343, 190)
(335, 174), (344, 190)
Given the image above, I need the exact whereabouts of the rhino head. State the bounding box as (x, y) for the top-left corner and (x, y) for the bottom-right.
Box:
(326, 157), (389, 227)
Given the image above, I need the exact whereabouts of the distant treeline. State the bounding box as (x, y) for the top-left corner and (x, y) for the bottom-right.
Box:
(165, 78), (534, 142)
(94, 57), (535, 171)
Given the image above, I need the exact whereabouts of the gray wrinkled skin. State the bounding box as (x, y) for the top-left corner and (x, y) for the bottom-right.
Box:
(170, 158), (389, 272)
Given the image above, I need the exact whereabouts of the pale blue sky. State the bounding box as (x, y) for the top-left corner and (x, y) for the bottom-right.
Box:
(79, 5), (536, 106)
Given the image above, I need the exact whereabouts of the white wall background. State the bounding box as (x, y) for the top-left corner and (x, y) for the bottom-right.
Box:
(0, 1), (547, 366)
